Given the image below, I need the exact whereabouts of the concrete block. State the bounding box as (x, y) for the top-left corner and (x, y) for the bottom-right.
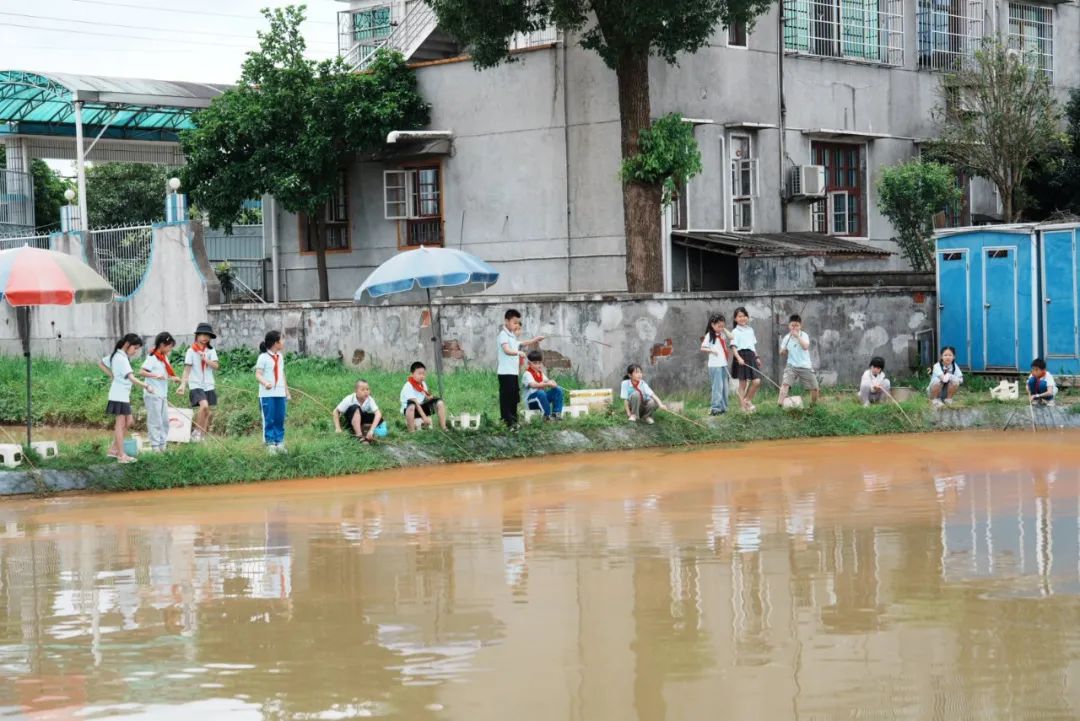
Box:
(522, 409), (543, 423)
(30, 441), (58, 459)
(569, 389), (613, 407)
(0, 444), (24, 469)
(451, 412), (483, 430)
(562, 405), (589, 418)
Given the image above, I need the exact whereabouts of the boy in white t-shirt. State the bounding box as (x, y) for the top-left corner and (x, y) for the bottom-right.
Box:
(400, 362), (447, 432)
(497, 308), (543, 429)
(177, 322), (219, 441)
(777, 314), (819, 407)
(333, 379), (383, 442)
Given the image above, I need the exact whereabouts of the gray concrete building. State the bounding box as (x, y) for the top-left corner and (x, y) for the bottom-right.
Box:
(263, 0), (1072, 301)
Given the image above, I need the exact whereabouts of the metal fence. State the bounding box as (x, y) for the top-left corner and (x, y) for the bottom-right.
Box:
(0, 233), (50, 251)
(0, 168), (35, 234)
(91, 224), (154, 300)
(205, 224), (267, 303)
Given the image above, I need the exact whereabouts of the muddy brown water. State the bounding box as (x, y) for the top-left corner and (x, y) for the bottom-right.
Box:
(2, 432), (1080, 720)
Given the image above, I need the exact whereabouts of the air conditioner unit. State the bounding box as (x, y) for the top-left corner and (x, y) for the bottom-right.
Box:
(790, 165), (826, 199)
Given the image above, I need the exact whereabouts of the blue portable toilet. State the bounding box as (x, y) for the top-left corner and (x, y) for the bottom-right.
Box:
(935, 225), (1039, 372)
(1038, 224), (1080, 375)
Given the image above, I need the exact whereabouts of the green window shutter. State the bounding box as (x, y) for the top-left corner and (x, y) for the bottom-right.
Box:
(785, 0), (811, 51)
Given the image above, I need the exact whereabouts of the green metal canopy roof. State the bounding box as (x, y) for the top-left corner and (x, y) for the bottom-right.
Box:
(0, 70), (230, 141)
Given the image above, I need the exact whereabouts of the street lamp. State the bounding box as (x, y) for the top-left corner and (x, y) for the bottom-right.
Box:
(168, 177), (182, 193)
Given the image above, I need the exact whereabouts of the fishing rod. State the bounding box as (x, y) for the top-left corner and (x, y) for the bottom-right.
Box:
(659, 406), (712, 432)
(879, 387), (919, 430)
(523, 330), (613, 349)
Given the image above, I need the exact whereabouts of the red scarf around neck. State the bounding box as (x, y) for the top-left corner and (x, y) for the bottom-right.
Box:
(153, 350), (176, 378)
(527, 366), (544, 385)
(269, 351), (280, 385)
(407, 376), (427, 395)
(192, 342), (209, 372)
(631, 379), (645, 401)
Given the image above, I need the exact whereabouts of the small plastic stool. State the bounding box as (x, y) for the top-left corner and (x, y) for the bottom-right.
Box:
(30, 441), (58, 459)
(0, 444), (24, 469)
(522, 409), (544, 423)
(452, 412), (482, 430)
(562, 405), (589, 419)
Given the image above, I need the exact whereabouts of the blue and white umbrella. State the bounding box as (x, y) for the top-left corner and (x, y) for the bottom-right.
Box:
(354, 246), (501, 397)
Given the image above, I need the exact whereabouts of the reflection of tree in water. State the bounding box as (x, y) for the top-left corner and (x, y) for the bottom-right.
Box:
(631, 551), (715, 721)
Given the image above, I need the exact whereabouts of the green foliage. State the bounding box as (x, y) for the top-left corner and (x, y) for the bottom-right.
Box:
(215, 261), (236, 302)
(1021, 88), (1080, 221)
(180, 5), (430, 300)
(877, 160), (963, 272)
(620, 114), (703, 205)
(86, 163), (177, 227)
(931, 39), (1060, 222)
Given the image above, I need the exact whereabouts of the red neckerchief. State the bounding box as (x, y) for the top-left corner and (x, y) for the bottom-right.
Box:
(631, 379), (645, 401)
(407, 377), (427, 395)
(269, 351), (280, 385)
(192, 342), (209, 372)
(712, 332), (729, 359)
(153, 350), (176, 378)
(527, 366), (544, 385)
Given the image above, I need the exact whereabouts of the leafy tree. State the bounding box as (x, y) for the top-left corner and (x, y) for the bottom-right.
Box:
(0, 147), (69, 232)
(181, 5), (431, 302)
(426, 0), (772, 292)
(877, 160), (963, 272)
(1020, 88), (1080, 221)
(931, 39), (1060, 222)
(86, 163), (176, 227)
(620, 113), (703, 205)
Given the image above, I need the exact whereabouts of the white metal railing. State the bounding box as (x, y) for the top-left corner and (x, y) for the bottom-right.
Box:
(90, 224), (153, 300)
(509, 26), (558, 50)
(1008, 2), (1053, 80)
(342, 1), (439, 70)
(0, 233), (50, 251)
(917, 0), (984, 71)
(783, 0), (904, 66)
(0, 168), (35, 231)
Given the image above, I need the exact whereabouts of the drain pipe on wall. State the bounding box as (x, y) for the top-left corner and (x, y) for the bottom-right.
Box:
(777, 8), (789, 233)
(269, 195), (281, 304)
(563, 33), (572, 292)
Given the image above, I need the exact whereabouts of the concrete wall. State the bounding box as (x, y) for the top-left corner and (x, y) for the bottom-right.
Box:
(208, 287), (935, 391)
(269, 0), (1079, 300)
(0, 222), (220, 360)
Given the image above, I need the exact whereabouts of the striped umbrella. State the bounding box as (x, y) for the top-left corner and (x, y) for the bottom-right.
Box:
(0, 245), (115, 445)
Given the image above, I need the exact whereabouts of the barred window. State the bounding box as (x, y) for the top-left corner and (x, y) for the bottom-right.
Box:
(300, 170), (350, 252)
(1008, 3), (1053, 79)
(917, 0), (984, 71)
(783, 0), (904, 65)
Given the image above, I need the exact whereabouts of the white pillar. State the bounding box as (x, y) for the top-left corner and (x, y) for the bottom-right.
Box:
(73, 100), (89, 232)
(269, 195), (280, 303)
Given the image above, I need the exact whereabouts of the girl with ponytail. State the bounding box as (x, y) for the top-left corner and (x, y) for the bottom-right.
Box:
(102, 333), (151, 463)
(140, 331), (179, 452)
(255, 330), (290, 452)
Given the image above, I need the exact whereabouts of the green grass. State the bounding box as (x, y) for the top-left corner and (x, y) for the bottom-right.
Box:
(0, 353), (1064, 494)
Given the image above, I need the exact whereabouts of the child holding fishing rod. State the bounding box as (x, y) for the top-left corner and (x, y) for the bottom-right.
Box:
(140, 332), (181, 452)
(497, 309), (544, 429)
(700, 313), (733, 416)
(177, 323), (220, 442)
(102, 334), (154, 464)
(255, 330), (291, 453)
(730, 307), (762, 412)
(777, 314), (819, 408)
(621, 364), (668, 423)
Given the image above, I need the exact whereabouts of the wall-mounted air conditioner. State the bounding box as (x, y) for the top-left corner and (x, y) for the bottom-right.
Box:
(790, 165), (826, 199)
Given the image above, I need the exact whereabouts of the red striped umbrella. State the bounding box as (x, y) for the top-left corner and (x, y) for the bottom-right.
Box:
(0, 245), (115, 446)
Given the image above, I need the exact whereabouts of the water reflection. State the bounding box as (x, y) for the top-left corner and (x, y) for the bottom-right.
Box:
(2, 433), (1080, 720)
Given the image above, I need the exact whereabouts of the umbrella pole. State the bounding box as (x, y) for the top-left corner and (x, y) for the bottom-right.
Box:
(18, 307), (31, 447)
(426, 288), (445, 400)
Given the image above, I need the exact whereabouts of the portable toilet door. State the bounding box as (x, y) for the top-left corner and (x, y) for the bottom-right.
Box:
(1040, 225), (1080, 374)
(936, 246), (972, 368)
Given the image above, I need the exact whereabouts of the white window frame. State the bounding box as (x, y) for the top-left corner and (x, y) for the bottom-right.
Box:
(729, 134), (758, 233)
(827, 190), (856, 236)
(384, 169), (410, 220)
(1008, 2), (1054, 80)
(916, 0), (984, 72)
(783, 0), (905, 66)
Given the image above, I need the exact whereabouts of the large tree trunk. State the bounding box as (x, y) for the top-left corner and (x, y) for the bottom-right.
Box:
(616, 48), (664, 293)
(311, 217), (330, 302)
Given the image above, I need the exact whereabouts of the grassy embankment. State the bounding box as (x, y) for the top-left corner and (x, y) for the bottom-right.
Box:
(0, 350), (1061, 493)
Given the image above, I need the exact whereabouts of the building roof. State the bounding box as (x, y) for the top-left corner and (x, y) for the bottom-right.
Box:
(672, 230), (891, 257)
(0, 70), (229, 141)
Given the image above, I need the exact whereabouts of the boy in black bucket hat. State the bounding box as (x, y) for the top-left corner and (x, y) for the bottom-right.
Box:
(177, 322), (219, 441)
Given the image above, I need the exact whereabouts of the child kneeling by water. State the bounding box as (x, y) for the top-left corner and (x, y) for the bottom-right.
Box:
(859, 356), (891, 407)
(334, 379), (384, 441)
(255, 330), (290, 452)
(400, 362), (447, 432)
(522, 350), (564, 420)
(620, 364), (667, 424)
(928, 346), (963, 407)
(1027, 358), (1057, 407)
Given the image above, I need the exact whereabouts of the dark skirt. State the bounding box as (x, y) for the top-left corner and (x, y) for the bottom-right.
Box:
(105, 400), (133, 416)
(731, 349), (759, 381)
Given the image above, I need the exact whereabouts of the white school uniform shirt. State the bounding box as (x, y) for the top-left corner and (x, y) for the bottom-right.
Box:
(255, 351), (287, 398)
(497, 326), (521, 376)
(521, 366), (550, 403)
(700, 333), (730, 368)
(860, 369), (889, 390)
(929, 362), (964, 388)
(105, 352), (135, 403)
(620, 379), (655, 402)
(140, 353), (170, 397)
(732, 324), (757, 352)
(781, 331), (813, 369)
(400, 379), (430, 412)
(184, 346), (218, 390)
(336, 393), (380, 415)
(1034, 371), (1058, 397)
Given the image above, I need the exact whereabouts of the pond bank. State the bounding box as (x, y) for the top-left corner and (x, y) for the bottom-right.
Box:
(1, 402), (1075, 497)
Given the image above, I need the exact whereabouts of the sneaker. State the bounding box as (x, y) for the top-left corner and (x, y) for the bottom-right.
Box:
(117, 455), (137, 464)
(627, 416), (637, 423)
(275, 443), (287, 454)
(710, 410), (722, 416)
(943, 398), (954, 406)
(931, 399), (944, 408)
(645, 417), (655, 425)
(862, 402), (871, 408)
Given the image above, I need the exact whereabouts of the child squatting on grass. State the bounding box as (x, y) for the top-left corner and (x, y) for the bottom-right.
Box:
(858, 356), (892, 407)
(100, 333), (153, 464)
(1028, 358), (1057, 406)
(255, 330), (290, 453)
(928, 346), (963, 407)
(400, 362), (448, 432)
(621, 364), (667, 424)
(333, 379), (384, 441)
